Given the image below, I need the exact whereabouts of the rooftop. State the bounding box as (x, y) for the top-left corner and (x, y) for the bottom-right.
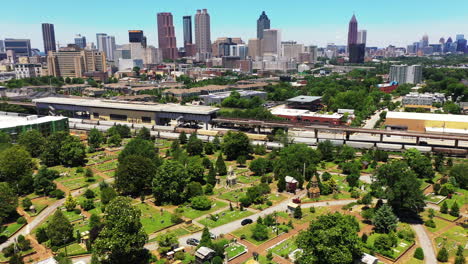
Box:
(271, 108), (343, 119)
(0, 113), (67, 129)
(33, 97), (219, 115)
(386, 111), (468, 123)
(286, 96), (322, 103)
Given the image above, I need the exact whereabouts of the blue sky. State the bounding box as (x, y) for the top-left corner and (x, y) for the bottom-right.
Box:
(1, 0), (467, 51)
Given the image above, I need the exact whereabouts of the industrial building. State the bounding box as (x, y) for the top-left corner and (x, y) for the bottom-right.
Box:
(385, 111), (468, 134)
(271, 108), (343, 125)
(0, 112), (68, 136)
(33, 97), (219, 127)
(402, 92), (445, 108)
(199, 90), (267, 105)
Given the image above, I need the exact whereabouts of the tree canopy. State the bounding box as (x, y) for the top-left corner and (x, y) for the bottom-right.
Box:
(222, 131), (252, 160)
(153, 160), (190, 205)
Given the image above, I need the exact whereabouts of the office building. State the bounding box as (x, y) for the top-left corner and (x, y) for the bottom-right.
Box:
(349, 43), (365, 63)
(421, 34), (429, 48)
(157, 12), (178, 60)
(14, 64), (42, 79)
(42, 23), (56, 55)
(0, 112), (68, 136)
(262, 29), (281, 56)
(74, 34), (87, 49)
(229, 44), (248, 59)
(0, 40), (4, 52)
(347, 14), (358, 48)
(129, 30), (144, 44)
(456, 34), (464, 41)
(357, 30), (367, 45)
(195, 9), (212, 58)
(96, 33), (116, 61)
(281, 41), (303, 61)
(183, 16), (193, 44)
(212, 37), (243, 57)
(4, 39), (32, 57)
(300, 45), (318, 63)
(402, 92), (445, 107)
(257, 11), (270, 39)
(247, 38), (261, 58)
(47, 47), (107, 81)
(389, 65), (422, 84)
(456, 37), (467, 53)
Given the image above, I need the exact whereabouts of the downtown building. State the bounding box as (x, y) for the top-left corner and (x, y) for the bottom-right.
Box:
(74, 35), (87, 49)
(183, 16), (196, 57)
(347, 14), (365, 63)
(262, 29), (281, 57)
(4, 39), (32, 57)
(257, 11), (270, 39)
(96, 33), (116, 61)
(157, 12), (178, 60)
(195, 9), (212, 61)
(42, 23), (56, 55)
(389, 65), (423, 84)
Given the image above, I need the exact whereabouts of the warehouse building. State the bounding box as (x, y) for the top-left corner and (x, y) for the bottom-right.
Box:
(0, 112), (68, 136)
(199, 90), (267, 105)
(385, 111), (468, 134)
(33, 97), (219, 127)
(271, 108), (343, 125)
(286, 96), (322, 111)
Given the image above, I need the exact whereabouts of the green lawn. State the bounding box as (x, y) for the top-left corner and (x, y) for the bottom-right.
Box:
(365, 233), (413, 260)
(62, 209), (84, 222)
(0, 248), (34, 262)
(1, 222), (25, 238)
(26, 202), (48, 217)
(271, 238), (298, 258)
(435, 225), (467, 256)
(56, 175), (102, 190)
(231, 224), (276, 246)
(237, 174), (260, 184)
(242, 255), (268, 264)
(226, 243), (246, 259)
(405, 258), (424, 264)
(198, 209), (253, 228)
(218, 190), (242, 202)
(424, 193), (445, 204)
(86, 152), (117, 165)
(92, 161), (118, 172)
(179, 200), (228, 219)
(57, 242), (88, 256)
(426, 217), (450, 233)
(136, 203), (175, 234)
(148, 227), (190, 243)
(104, 171), (115, 177)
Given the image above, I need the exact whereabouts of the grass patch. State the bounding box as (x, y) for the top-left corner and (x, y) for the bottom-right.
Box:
(424, 193), (445, 204)
(405, 258), (424, 264)
(271, 238), (298, 257)
(26, 203), (48, 217)
(136, 203), (175, 234)
(0, 222), (25, 238)
(226, 243), (246, 259)
(231, 224), (276, 246)
(92, 161), (118, 172)
(148, 227), (190, 243)
(57, 242), (88, 256)
(198, 209), (253, 228)
(62, 209), (84, 222)
(103, 171), (115, 178)
(184, 224), (202, 233)
(179, 200), (228, 219)
(0, 248), (35, 262)
(218, 190), (242, 202)
(365, 233), (413, 260)
(435, 225), (467, 256)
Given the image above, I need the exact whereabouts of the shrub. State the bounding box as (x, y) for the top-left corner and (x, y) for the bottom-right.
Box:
(17, 217), (26, 225)
(424, 219), (436, 228)
(414, 247), (424, 260)
(266, 200), (273, 206)
(191, 196), (212, 211)
(22, 198), (32, 209)
(84, 189), (95, 199)
(309, 207), (316, 213)
(81, 199), (95, 211)
(50, 189), (65, 199)
(36, 227), (48, 243)
(171, 214), (183, 224)
(437, 247), (449, 262)
(73, 208), (82, 214)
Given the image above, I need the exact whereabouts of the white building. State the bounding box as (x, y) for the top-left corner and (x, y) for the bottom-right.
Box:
(96, 33), (116, 61)
(281, 41), (304, 61)
(262, 29), (281, 57)
(357, 30), (367, 45)
(229, 44), (248, 59)
(14, 64), (41, 79)
(389, 65), (422, 84)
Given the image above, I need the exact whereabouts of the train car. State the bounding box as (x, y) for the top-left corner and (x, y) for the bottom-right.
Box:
(433, 147), (468, 157)
(175, 127), (197, 134)
(197, 130), (219, 137)
(246, 133), (268, 141)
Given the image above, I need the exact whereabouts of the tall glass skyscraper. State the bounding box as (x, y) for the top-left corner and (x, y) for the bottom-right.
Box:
(257, 11), (270, 39)
(183, 16), (192, 44)
(347, 14), (358, 48)
(42, 23), (56, 55)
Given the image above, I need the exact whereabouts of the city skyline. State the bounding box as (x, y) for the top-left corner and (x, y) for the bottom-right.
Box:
(1, 0), (467, 52)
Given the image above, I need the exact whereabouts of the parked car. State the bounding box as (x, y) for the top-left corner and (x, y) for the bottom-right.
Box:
(210, 232), (217, 239)
(292, 198), (301, 204)
(241, 218), (253, 226)
(186, 238), (200, 246)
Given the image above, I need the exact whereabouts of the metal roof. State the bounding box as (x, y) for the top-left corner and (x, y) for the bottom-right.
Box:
(0, 113), (67, 129)
(386, 111), (468, 123)
(286, 96), (322, 103)
(33, 97), (219, 115)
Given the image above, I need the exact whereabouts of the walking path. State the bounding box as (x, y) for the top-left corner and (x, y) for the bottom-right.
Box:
(411, 224), (437, 264)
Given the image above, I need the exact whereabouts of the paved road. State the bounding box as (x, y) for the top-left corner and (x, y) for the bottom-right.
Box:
(0, 179), (114, 251)
(411, 224), (437, 264)
(178, 194), (357, 246)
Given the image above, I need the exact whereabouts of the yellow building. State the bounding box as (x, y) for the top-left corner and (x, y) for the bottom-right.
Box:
(385, 111), (468, 134)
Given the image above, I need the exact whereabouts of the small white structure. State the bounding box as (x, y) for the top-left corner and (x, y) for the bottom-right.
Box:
(360, 253), (379, 264)
(226, 166), (237, 186)
(35, 257), (58, 264)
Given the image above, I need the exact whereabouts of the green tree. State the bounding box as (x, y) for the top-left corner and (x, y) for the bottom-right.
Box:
(200, 226), (213, 248)
(190, 196), (212, 210)
(372, 204), (398, 233)
(93, 197), (149, 264)
(372, 161), (425, 215)
(0, 146), (33, 193)
(317, 140), (335, 161)
(207, 165), (217, 186)
(403, 148), (435, 180)
(178, 131), (187, 144)
(100, 187), (117, 205)
(249, 158), (268, 176)
(33, 167), (59, 195)
(115, 155), (156, 195)
(251, 223), (269, 241)
(450, 202), (460, 217)
(107, 124), (131, 138)
(450, 163), (468, 189)
(294, 206), (303, 219)
(440, 201), (448, 214)
(118, 138), (160, 166)
(437, 247), (449, 262)
(212, 135), (221, 150)
(187, 157), (205, 183)
(215, 154), (227, 176)
(346, 173), (360, 188)
(186, 182), (204, 198)
(136, 127), (151, 141)
(153, 160), (190, 205)
(60, 136), (86, 167)
(107, 133), (122, 147)
(296, 212), (363, 264)
(186, 133), (204, 156)
(155, 232), (178, 255)
(88, 128), (104, 150)
(64, 193), (77, 211)
(222, 131), (252, 160)
(236, 156), (247, 167)
(46, 210), (74, 246)
(41, 131), (69, 166)
(8, 253), (24, 264)
(18, 130), (45, 157)
(22, 197), (32, 210)
(204, 142), (214, 155)
(0, 182), (18, 224)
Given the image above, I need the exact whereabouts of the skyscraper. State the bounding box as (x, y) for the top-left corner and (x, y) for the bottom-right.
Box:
(157, 12), (178, 60)
(195, 9), (212, 57)
(4, 39), (32, 57)
(74, 34), (87, 49)
(257, 11), (270, 39)
(183, 16), (193, 44)
(262, 29), (281, 56)
(96, 33), (116, 61)
(357, 30), (367, 45)
(42, 23), (56, 55)
(129, 30), (144, 44)
(347, 14), (358, 48)
(421, 34), (429, 48)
